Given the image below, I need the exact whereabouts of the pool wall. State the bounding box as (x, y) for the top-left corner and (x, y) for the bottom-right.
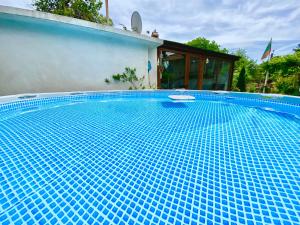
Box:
(0, 6), (163, 96)
(1, 90), (299, 118)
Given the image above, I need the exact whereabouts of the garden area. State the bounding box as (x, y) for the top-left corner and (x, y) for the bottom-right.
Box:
(187, 37), (300, 96)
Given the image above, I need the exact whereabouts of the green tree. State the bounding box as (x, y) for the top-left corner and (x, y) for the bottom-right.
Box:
(236, 67), (246, 92)
(232, 49), (260, 92)
(232, 45), (300, 96)
(34, 0), (113, 25)
(186, 37), (229, 53)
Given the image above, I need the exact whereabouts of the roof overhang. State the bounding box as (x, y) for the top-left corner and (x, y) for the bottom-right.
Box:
(160, 40), (240, 61)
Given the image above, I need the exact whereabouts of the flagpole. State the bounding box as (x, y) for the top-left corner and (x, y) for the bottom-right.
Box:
(262, 55), (270, 94)
(105, 0), (109, 19)
(262, 38), (272, 93)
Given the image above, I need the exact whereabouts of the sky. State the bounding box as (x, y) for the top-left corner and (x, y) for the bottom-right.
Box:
(0, 0), (299, 61)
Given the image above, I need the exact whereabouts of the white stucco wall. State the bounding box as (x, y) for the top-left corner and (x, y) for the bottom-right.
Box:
(0, 6), (162, 96)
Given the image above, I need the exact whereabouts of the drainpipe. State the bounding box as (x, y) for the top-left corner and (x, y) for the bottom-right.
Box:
(105, 0), (109, 19)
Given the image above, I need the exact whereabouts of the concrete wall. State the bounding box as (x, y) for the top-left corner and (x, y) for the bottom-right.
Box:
(0, 7), (162, 96)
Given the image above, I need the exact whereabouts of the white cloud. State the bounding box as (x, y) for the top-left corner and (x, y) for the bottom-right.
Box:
(0, 0), (299, 60)
(0, 0), (32, 9)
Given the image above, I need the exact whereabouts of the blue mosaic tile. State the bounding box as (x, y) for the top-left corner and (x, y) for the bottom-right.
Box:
(0, 91), (299, 224)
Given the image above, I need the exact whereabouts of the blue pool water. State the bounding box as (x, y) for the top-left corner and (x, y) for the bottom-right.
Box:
(0, 91), (299, 224)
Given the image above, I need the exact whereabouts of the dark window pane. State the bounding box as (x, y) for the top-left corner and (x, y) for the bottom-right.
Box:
(160, 51), (185, 89)
(188, 57), (200, 90)
(216, 61), (230, 90)
(203, 58), (217, 90)
(202, 58), (230, 90)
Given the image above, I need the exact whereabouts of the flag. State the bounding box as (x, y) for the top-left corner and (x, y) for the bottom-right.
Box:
(261, 38), (272, 60)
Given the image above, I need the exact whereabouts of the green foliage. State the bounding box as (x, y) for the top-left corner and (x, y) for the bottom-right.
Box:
(162, 71), (174, 81)
(260, 51), (300, 95)
(34, 0), (113, 25)
(293, 44), (300, 53)
(110, 67), (145, 90)
(112, 67), (139, 83)
(186, 36), (300, 96)
(231, 48), (300, 96)
(236, 67), (246, 92)
(262, 52), (300, 77)
(233, 49), (259, 81)
(232, 49), (264, 93)
(274, 76), (298, 95)
(186, 37), (229, 53)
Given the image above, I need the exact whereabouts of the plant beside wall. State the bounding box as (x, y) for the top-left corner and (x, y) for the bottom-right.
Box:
(105, 67), (146, 90)
(34, 0), (113, 25)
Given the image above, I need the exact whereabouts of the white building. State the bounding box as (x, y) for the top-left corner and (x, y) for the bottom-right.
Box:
(0, 6), (162, 96)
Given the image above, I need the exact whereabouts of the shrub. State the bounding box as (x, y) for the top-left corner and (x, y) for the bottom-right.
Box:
(106, 67), (145, 90)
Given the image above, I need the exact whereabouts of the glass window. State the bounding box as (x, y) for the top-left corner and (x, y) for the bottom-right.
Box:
(202, 58), (231, 90)
(188, 57), (200, 90)
(203, 58), (217, 90)
(216, 61), (230, 90)
(160, 51), (185, 89)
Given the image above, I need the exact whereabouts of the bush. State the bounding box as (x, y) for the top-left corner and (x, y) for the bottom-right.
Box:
(274, 76), (299, 95)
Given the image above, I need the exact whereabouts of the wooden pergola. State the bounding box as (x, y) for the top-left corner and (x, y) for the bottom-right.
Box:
(157, 40), (240, 90)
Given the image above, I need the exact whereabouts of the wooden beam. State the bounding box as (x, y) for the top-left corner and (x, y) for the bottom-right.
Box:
(161, 41), (240, 61)
(157, 49), (161, 89)
(227, 61), (235, 91)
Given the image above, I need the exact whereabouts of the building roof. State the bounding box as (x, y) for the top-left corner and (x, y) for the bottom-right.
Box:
(161, 40), (240, 61)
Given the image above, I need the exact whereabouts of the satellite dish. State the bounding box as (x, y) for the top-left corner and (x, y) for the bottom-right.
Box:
(131, 11), (142, 34)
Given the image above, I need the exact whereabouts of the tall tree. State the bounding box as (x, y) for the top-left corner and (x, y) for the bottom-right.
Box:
(34, 0), (113, 25)
(186, 37), (229, 53)
(236, 67), (246, 92)
(232, 49), (260, 92)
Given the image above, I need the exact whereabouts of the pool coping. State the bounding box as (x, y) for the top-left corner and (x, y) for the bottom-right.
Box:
(0, 89), (299, 105)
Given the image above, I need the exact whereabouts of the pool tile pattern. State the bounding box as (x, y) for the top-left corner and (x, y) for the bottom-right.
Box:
(0, 91), (299, 224)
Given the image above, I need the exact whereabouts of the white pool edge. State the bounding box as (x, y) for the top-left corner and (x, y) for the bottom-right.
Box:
(0, 89), (299, 105)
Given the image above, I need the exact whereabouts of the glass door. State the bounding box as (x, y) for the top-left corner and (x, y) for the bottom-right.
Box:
(188, 56), (203, 90)
(159, 50), (186, 89)
(202, 58), (231, 90)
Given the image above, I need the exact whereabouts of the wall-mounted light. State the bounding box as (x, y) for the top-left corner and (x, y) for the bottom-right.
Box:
(206, 58), (209, 64)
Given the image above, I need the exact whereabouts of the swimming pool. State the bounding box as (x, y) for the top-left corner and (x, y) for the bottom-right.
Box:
(0, 90), (299, 224)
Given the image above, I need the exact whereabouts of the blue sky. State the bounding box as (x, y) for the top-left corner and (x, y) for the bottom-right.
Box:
(1, 0), (299, 61)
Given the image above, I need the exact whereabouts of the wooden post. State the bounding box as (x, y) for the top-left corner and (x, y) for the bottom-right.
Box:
(227, 61), (235, 91)
(157, 49), (161, 89)
(105, 0), (109, 19)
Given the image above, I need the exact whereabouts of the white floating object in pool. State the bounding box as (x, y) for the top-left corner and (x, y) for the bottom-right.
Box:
(168, 95), (195, 100)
